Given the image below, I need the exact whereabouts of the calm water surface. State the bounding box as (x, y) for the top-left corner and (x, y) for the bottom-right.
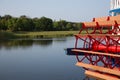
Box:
(0, 37), (92, 80)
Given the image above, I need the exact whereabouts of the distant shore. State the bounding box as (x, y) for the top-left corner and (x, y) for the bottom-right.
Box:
(0, 31), (79, 39)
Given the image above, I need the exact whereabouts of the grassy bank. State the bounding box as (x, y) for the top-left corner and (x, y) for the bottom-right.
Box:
(0, 31), (79, 39)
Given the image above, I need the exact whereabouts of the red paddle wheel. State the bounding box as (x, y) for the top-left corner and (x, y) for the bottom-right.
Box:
(67, 15), (120, 79)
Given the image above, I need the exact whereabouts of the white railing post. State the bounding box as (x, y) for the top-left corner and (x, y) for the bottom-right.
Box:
(110, 0), (120, 10)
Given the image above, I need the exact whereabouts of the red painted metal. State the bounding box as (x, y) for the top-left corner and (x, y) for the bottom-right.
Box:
(92, 43), (120, 53)
(74, 15), (120, 71)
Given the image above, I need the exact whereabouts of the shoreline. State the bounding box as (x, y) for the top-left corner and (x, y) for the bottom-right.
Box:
(0, 31), (79, 39)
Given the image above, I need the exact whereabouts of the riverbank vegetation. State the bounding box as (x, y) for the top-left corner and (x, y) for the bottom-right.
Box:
(0, 15), (82, 32)
(0, 15), (82, 39)
(0, 31), (79, 39)
(14, 31), (79, 38)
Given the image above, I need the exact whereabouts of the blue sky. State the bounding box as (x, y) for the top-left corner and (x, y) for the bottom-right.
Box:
(0, 0), (109, 22)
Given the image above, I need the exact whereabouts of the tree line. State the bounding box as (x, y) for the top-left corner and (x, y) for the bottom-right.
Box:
(0, 15), (82, 32)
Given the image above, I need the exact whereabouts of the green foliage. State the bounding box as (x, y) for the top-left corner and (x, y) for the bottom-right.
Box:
(66, 23), (73, 30)
(33, 17), (53, 31)
(39, 17), (53, 31)
(59, 20), (68, 30)
(0, 14), (82, 31)
(76, 23), (82, 30)
(2, 15), (12, 20)
(0, 19), (8, 30)
(18, 16), (34, 31)
(7, 18), (18, 31)
(33, 18), (40, 31)
(53, 20), (68, 31)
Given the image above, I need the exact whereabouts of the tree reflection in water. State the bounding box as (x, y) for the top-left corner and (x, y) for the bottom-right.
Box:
(0, 39), (53, 50)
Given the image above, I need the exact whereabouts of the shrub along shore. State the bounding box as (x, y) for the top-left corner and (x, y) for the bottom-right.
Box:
(0, 31), (79, 39)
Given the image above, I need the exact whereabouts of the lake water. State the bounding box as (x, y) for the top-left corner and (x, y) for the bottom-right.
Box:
(0, 37), (90, 80)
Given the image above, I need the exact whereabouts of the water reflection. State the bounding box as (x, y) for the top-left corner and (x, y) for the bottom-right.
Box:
(0, 38), (67, 50)
(0, 40), (33, 49)
(83, 76), (95, 80)
(0, 37), (91, 80)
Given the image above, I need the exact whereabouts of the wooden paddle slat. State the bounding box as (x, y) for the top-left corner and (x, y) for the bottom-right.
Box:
(85, 70), (120, 80)
(82, 22), (97, 27)
(98, 21), (115, 26)
(110, 15), (120, 21)
(76, 62), (120, 77)
(93, 16), (109, 22)
(72, 49), (120, 58)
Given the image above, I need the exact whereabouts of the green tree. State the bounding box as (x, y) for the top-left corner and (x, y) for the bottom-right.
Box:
(16, 18), (23, 31)
(53, 21), (60, 31)
(53, 20), (68, 31)
(66, 23), (73, 30)
(0, 15), (13, 31)
(33, 18), (41, 31)
(7, 18), (18, 31)
(2, 15), (12, 20)
(0, 14), (82, 31)
(59, 20), (67, 30)
(0, 19), (8, 30)
(39, 17), (53, 31)
(0, 17), (1, 30)
(0, 16), (1, 19)
(16, 16), (34, 31)
(76, 23), (82, 30)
